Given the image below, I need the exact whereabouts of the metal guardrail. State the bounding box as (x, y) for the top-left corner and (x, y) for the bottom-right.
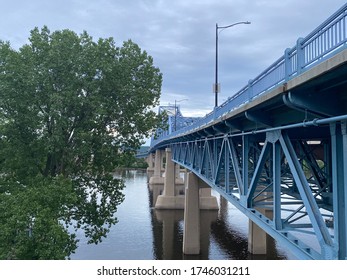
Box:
(151, 3), (347, 149)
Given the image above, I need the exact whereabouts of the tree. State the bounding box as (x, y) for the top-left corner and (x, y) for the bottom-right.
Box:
(0, 26), (163, 259)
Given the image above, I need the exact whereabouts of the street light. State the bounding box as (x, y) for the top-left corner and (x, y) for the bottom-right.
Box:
(214, 21), (251, 108)
(174, 99), (188, 131)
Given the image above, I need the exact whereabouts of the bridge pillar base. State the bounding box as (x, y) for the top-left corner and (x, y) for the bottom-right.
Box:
(155, 148), (183, 209)
(199, 188), (219, 210)
(155, 192), (219, 210)
(183, 172), (200, 255)
(148, 176), (164, 191)
(148, 177), (164, 206)
(155, 195), (185, 209)
(146, 167), (154, 182)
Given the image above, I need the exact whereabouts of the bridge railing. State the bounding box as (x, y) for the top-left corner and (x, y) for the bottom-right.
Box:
(151, 3), (347, 149)
(302, 6), (347, 69)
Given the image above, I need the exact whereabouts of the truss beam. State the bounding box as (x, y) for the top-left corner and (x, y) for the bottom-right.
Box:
(171, 120), (345, 259)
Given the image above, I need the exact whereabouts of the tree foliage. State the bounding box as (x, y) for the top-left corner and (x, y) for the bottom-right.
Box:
(0, 26), (163, 259)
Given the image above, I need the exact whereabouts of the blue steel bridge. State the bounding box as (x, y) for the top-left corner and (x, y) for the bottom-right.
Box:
(145, 4), (347, 260)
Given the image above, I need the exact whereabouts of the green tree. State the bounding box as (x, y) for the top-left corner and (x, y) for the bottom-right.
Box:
(0, 26), (163, 259)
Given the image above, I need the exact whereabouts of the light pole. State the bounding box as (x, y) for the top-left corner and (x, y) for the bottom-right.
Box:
(214, 21), (251, 108)
(174, 99), (188, 131)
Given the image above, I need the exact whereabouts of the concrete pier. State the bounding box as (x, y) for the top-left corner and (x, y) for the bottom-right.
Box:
(248, 207), (273, 255)
(146, 153), (155, 182)
(248, 218), (267, 254)
(154, 148), (218, 210)
(155, 148), (185, 209)
(148, 149), (165, 205)
(149, 150), (164, 182)
(183, 172), (200, 255)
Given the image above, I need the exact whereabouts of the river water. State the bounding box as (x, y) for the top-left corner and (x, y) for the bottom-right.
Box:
(71, 169), (292, 260)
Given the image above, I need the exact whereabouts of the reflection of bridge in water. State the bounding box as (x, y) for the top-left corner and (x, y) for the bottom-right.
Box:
(210, 197), (287, 260)
(140, 3), (347, 259)
(148, 185), (286, 259)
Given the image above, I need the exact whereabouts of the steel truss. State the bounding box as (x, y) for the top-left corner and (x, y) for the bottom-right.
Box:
(171, 120), (347, 259)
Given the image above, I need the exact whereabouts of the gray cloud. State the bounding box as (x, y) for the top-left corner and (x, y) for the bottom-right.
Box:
(1, 0), (346, 116)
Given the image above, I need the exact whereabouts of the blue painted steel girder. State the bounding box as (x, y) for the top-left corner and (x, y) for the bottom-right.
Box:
(171, 121), (347, 259)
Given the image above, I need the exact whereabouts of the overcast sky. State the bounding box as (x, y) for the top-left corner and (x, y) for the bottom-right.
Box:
(1, 0), (347, 117)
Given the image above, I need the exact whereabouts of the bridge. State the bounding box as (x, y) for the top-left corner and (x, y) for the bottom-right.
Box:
(144, 3), (347, 260)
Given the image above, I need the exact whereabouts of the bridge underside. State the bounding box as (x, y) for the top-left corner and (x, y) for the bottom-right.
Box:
(168, 60), (347, 260)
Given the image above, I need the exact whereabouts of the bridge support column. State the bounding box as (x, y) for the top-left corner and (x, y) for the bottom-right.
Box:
(146, 153), (155, 182)
(155, 148), (185, 209)
(183, 172), (200, 255)
(248, 209), (269, 255)
(175, 164), (185, 190)
(149, 150), (164, 183)
(149, 150), (165, 205)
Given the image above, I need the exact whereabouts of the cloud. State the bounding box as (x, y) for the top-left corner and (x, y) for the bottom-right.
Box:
(1, 0), (346, 117)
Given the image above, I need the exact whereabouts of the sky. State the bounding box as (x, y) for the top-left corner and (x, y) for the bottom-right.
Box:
(1, 0), (347, 118)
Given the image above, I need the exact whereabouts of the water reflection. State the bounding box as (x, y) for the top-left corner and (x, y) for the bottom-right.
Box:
(152, 210), (220, 260)
(71, 169), (288, 260)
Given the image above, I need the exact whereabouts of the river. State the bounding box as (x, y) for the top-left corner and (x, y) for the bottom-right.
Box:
(71, 169), (292, 260)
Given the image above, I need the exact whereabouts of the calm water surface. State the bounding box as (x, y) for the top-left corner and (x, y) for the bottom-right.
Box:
(71, 169), (292, 260)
